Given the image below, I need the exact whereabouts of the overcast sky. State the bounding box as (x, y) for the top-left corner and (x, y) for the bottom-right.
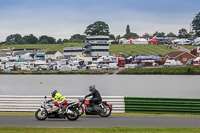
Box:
(0, 0), (199, 41)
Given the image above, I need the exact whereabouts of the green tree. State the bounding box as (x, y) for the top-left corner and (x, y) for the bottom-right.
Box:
(188, 31), (195, 38)
(84, 21), (109, 35)
(166, 32), (177, 37)
(39, 39), (48, 44)
(69, 34), (86, 42)
(109, 34), (115, 40)
(23, 34), (38, 44)
(62, 39), (69, 43)
(47, 37), (56, 44)
(116, 35), (121, 40)
(39, 35), (56, 44)
(56, 39), (62, 44)
(192, 12), (200, 37)
(178, 28), (189, 38)
(123, 25), (139, 39)
(126, 25), (130, 34)
(153, 31), (165, 37)
(18, 39), (25, 44)
(142, 33), (151, 38)
(6, 34), (22, 44)
(123, 33), (139, 39)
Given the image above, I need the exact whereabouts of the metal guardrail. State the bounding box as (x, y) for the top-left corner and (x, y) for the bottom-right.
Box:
(125, 97), (200, 114)
(0, 95), (125, 113)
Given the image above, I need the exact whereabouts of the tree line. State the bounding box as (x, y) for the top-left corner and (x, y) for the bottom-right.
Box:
(5, 34), (84, 45)
(3, 12), (200, 45)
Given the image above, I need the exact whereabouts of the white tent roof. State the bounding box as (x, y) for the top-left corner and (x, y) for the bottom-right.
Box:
(133, 38), (148, 41)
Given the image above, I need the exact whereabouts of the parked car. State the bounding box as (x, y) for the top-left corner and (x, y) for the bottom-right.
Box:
(71, 65), (80, 70)
(186, 59), (194, 66)
(137, 62), (145, 68)
(164, 60), (183, 67)
(192, 41), (200, 46)
(101, 64), (109, 70)
(108, 63), (118, 69)
(6, 66), (14, 71)
(149, 39), (159, 44)
(178, 40), (192, 45)
(86, 64), (97, 70)
(125, 63), (138, 69)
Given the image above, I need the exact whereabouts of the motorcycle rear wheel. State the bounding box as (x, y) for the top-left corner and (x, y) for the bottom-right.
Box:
(65, 108), (79, 121)
(99, 104), (111, 117)
(35, 109), (48, 120)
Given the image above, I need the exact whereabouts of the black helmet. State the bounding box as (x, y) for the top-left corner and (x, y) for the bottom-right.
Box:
(51, 90), (57, 97)
(89, 85), (95, 92)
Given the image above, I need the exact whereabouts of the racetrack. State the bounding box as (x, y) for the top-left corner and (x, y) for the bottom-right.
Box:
(0, 115), (200, 128)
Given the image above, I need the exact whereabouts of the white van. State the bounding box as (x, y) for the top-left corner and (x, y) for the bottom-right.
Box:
(101, 64), (109, 70)
(125, 63), (138, 69)
(164, 60), (183, 67)
(108, 63), (118, 69)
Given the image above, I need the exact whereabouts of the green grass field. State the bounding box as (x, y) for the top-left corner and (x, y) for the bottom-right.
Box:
(110, 44), (175, 56)
(183, 45), (198, 50)
(0, 127), (200, 133)
(0, 43), (176, 56)
(0, 43), (82, 53)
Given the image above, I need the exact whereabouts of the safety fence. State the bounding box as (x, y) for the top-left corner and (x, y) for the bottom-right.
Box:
(2, 96), (200, 114)
(0, 95), (125, 113)
(125, 97), (200, 114)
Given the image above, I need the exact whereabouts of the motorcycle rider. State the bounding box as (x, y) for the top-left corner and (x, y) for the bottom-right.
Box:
(85, 85), (102, 109)
(47, 90), (67, 114)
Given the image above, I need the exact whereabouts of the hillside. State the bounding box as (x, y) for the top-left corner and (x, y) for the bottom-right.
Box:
(0, 43), (176, 56)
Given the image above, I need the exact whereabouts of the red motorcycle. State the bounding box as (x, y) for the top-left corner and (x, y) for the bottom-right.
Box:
(78, 98), (112, 117)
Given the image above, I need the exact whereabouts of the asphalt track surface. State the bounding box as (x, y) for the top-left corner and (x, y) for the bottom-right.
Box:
(0, 115), (200, 128)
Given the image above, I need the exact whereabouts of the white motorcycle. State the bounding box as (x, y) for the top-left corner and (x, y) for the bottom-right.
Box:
(35, 96), (80, 121)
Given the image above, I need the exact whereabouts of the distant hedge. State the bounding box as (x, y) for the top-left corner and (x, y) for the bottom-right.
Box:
(118, 66), (200, 75)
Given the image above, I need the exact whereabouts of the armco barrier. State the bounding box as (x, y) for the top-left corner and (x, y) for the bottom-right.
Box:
(0, 95), (125, 113)
(125, 97), (200, 114)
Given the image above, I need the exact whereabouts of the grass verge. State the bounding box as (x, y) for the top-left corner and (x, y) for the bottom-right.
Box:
(0, 43), (82, 53)
(118, 66), (200, 75)
(0, 127), (200, 133)
(0, 70), (110, 75)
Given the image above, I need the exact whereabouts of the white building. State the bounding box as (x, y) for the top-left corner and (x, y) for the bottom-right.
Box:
(45, 51), (63, 60)
(63, 47), (83, 58)
(84, 35), (109, 57)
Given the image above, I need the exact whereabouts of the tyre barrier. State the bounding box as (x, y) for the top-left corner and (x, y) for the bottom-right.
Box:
(0, 95), (125, 113)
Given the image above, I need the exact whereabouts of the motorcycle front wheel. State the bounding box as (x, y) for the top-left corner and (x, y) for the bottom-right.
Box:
(35, 109), (48, 120)
(99, 104), (111, 117)
(78, 105), (84, 116)
(65, 108), (79, 121)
